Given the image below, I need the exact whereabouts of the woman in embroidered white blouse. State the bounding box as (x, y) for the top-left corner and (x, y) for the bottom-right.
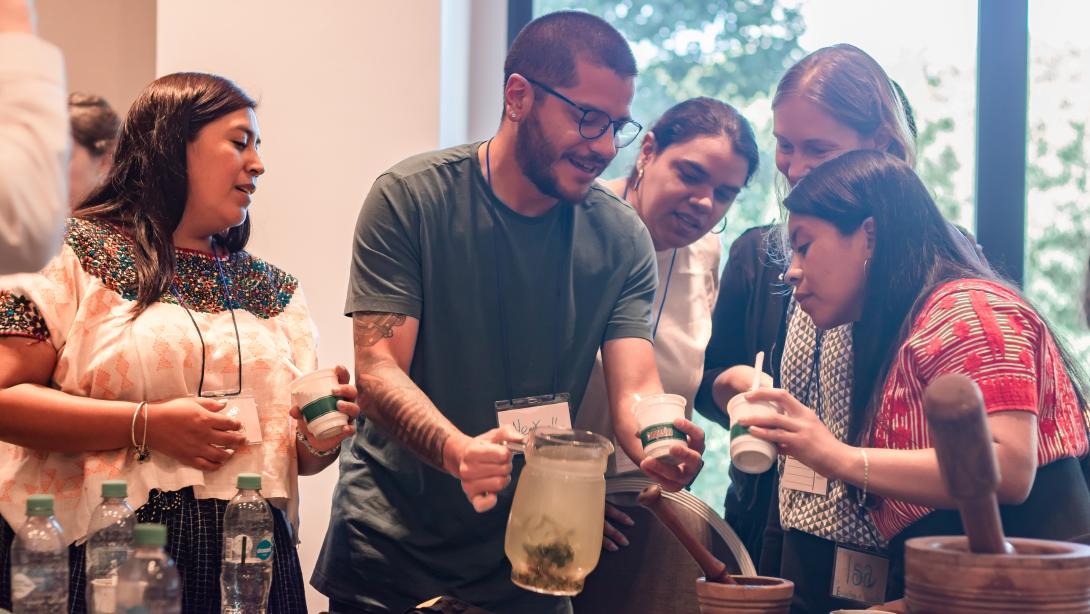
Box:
(0, 72), (357, 613)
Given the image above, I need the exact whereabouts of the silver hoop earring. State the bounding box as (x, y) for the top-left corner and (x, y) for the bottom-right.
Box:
(710, 216), (728, 234)
(633, 166), (644, 191)
(864, 257), (871, 276)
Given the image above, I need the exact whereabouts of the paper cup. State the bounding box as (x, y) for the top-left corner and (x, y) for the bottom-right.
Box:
(727, 395), (781, 474)
(290, 368), (347, 439)
(632, 393), (688, 462)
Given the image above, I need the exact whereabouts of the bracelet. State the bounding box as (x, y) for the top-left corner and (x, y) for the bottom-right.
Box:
(130, 401), (150, 463)
(856, 448), (869, 507)
(296, 429), (341, 458)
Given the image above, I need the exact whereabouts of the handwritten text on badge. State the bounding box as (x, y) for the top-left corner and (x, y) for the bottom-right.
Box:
(496, 401), (572, 435)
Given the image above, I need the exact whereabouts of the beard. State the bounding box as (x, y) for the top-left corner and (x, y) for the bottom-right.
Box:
(514, 109), (606, 204)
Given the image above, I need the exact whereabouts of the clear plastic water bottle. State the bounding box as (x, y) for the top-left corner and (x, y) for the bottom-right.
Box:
(10, 494), (68, 614)
(115, 524), (180, 614)
(220, 473), (274, 614)
(86, 480), (136, 614)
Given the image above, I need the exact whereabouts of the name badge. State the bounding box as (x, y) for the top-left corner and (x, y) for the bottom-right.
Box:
(782, 456), (829, 495)
(219, 394), (262, 444)
(495, 393), (572, 443)
(831, 544), (889, 605)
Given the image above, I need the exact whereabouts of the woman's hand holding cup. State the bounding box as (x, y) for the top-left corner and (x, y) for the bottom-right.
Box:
(146, 396), (248, 471)
(736, 387), (848, 478)
(289, 364), (359, 454)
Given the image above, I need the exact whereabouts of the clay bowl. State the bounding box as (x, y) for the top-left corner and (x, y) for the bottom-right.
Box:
(695, 575), (794, 614)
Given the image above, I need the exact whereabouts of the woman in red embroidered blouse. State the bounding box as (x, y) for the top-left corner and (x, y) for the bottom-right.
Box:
(739, 149), (1090, 598)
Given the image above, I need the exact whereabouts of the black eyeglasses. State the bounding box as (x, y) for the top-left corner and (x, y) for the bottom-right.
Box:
(522, 76), (642, 148)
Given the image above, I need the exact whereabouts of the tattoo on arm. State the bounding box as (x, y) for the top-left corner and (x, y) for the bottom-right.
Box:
(352, 313), (453, 471)
(355, 311), (407, 347)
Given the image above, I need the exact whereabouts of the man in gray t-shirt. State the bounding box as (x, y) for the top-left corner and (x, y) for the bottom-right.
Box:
(313, 12), (705, 614)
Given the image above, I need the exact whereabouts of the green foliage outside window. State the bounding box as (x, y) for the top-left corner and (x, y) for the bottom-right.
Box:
(533, 0), (1090, 515)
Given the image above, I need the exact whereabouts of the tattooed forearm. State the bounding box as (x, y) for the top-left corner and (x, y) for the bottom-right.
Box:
(352, 313), (458, 471)
(357, 362), (451, 470)
(355, 311), (407, 347)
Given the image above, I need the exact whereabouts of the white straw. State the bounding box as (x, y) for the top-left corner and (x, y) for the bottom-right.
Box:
(750, 351), (765, 392)
(281, 357), (305, 378)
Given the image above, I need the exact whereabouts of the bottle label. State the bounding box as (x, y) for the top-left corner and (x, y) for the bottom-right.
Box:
(10, 572), (36, 600)
(12, 567), (65, 601)
(224, 534), (274, 563)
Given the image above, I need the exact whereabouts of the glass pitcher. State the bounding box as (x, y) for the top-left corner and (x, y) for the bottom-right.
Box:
(504, 427), (615, 596)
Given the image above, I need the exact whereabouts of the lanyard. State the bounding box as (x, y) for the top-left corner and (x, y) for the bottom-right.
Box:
(621, 182), (676, 340)
(484, 139), (571, 400)
(171, 241), (243, 397)
(653, 249), (677, 340)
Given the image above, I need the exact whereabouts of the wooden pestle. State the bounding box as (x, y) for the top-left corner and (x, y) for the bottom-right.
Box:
(638, 484), (737, 584)
(922, 373), (1010, 554)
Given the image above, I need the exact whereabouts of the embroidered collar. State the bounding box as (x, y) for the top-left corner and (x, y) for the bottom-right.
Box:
(65, 218), (298, 319)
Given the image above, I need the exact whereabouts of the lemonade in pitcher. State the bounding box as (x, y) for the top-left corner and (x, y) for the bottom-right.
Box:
(505, 427), (614, 596)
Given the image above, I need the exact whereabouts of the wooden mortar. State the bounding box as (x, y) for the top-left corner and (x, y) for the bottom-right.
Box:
(639, 484), (794, 614)
(905, 374), (1090, 613)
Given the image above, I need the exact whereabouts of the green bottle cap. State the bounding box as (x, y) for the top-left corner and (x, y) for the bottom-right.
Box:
(237, 473), (262, 490)
(133, 523), (167, 547)
(101, 480), (127, 498)
(26, 494), (53, 516)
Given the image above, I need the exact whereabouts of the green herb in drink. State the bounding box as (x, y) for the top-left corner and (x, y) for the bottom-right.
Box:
(512, 539), (581, 593)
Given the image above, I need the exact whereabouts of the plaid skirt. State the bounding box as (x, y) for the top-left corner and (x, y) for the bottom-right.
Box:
(0, 487), (307, 613)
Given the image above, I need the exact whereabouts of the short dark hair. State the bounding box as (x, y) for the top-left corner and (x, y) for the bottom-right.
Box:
(628, 97), (760, 186)
(76, 72), (256, 316)
(69, 93), (120, 157)
(504, 11), (636, 88)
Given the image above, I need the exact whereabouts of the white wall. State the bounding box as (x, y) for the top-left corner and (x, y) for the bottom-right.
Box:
(439, 0), (507, 146)
(156, 2), (441, 610)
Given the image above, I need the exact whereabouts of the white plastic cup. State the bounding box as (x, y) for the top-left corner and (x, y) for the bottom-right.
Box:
(727, 394), (782, 474)
(632, 394), (688, 463)
(290, 368), (347, 440)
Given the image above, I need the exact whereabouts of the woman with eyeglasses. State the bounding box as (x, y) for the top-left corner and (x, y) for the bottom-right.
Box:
(573, 95), (758, 521)
(0, 72), (358, 613)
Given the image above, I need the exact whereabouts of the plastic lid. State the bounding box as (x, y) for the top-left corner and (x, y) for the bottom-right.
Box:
(237, 473), (262, 490)
(134, 523), (167, 547)
(101, 480), (127, 498)
(26, 494), (53, 516)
